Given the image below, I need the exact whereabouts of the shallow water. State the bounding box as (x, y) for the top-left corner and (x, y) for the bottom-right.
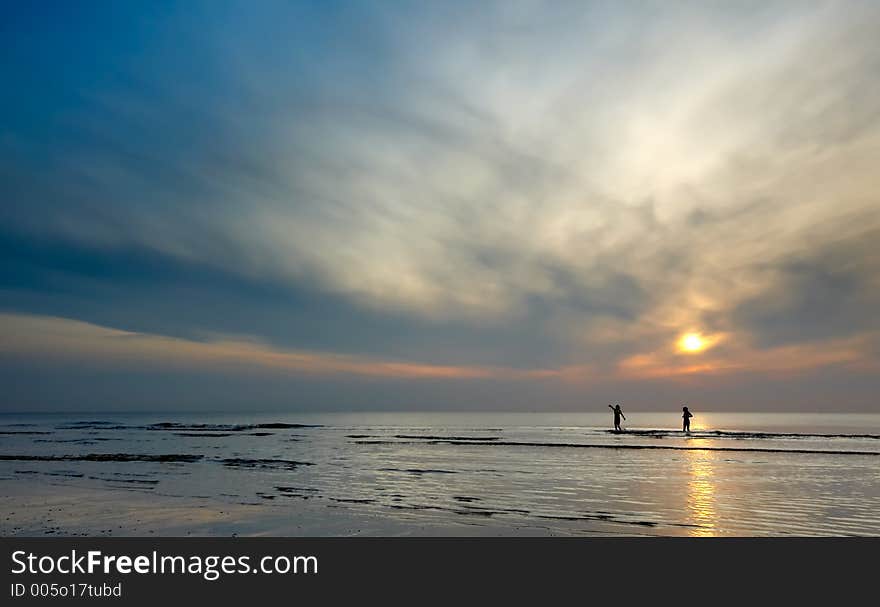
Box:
(2, 412), (879, 536)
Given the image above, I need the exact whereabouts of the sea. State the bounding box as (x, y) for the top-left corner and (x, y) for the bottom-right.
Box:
(2, 411), (879, 536)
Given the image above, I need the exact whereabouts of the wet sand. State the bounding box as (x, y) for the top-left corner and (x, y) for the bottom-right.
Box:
(1, 482), (622, 537)
(3, 412), (879, 536)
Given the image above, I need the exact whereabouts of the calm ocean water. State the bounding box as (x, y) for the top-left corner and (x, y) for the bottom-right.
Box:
(2, 411), (879, 536)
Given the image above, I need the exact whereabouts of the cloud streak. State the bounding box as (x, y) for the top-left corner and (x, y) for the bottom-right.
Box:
(0, 313), (561, 381)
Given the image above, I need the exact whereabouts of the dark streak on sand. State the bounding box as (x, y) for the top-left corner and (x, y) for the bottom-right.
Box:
(149, 422), (321, 432)
(603, 429), (880, 440)
(219, 458), (314, 470)
(393, 435), (500, 441)
(0, 454), (203, 463)
(455, 509), (493, 517)
(252, 423), (320, 429)
(56, 425), (129, 430)
(536, 513), (657, 527)
(385, 502), (527, 518)
(88, 476), (159, 484)
(379, 467), (457, 475)
(354, 440), (879, 456)
(35, 438), (123, 443)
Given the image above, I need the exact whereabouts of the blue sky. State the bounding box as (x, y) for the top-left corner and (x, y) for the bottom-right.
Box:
(2, 1), (879, 411)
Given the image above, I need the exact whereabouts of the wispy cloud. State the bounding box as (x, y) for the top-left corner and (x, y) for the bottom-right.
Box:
(2, 1), (880, 409)
(0, 313), (561, 381)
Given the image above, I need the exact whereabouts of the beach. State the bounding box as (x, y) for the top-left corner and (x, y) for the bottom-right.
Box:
(2, 412), (879, 537)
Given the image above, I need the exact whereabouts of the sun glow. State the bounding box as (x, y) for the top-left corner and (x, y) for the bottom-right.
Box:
(678, 332), (707, 353)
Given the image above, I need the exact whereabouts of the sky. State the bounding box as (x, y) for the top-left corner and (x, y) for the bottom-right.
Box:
(2, 1), (879, 412)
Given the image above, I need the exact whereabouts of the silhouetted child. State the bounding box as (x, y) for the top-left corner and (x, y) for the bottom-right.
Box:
(682, 406), (693, 433)
(609, 404), (626, 432)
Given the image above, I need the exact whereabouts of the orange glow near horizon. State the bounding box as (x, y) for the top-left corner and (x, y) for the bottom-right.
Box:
(3, 312), (878, 387)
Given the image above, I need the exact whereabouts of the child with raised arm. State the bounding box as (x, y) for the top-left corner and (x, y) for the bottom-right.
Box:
(609, 404), (626, 432)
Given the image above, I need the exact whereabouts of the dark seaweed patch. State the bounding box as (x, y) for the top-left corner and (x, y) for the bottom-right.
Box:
(275, 486), (319, 494)
(44, 471), (84, 478)
(219, 458), (313, 470)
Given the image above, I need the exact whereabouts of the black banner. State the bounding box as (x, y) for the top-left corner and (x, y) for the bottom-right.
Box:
(1, 537), (875, 604)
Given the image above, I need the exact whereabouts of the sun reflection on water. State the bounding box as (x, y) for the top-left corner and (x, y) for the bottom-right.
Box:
(685, 442), (717, 537)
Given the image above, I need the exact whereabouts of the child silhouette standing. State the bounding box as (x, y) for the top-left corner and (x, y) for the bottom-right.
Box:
(682, 406), (693, 433)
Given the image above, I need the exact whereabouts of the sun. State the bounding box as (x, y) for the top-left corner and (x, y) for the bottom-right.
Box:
(678, 332), (706, 353)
